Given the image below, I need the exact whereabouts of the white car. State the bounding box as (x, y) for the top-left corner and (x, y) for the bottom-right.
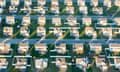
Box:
(0, 17), (1, 24)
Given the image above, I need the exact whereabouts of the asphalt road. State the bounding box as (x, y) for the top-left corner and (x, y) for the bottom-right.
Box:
(0, 15), (115, 20)
(5, 0), (115, 2)
(0, 38), (120, 44)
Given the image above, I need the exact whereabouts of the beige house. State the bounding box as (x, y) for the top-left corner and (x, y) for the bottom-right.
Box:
(9, 6), (18, 13)
(24, 0), (32, 6)
(73, 43), (84, 54)
(92, 7), (103, 15)
(11, 0), (19, 6)
(85, 27), (94, 36)
(82, 17), (92, 26)
(53, 28), (63, 38)
(114, 17), (120, 26)
(52, 17), (61, 26)
(0, 57), (8, 69)
(101, 27), (112, 38)
(0, 43), (11, 54)
(56, 58), (67, 72)
(64, 0), (72, 6)
(66, 6), (74, 14)
(79, 6), (88, 15)
(76, 58), (88, 71)
(6, 16), (15, 24)
(77, 0), (85, 6)
(55, 44), (66, 54)
(104, 0), (112, 7)
(66, 16), (77, 26)
(22, 16), (31, 26)
(0, 0), (6, 7)
(35, 58), (48, 70)
(50, 5), (59, 14)
(98, 18), (107, 26)
(109, 43), (120, 52)
(89, 43), (102, 54)
(3, 27), (13, 37)
(18, 42), (29, 54)
(37, 0), (46, 6)
(37, 5), (46, 14)
(70, 28), (79, 38)
(51, 0), (59, 6)
(20, 26), (30, 37)
(13, 57), (28, 69)
(95, 57), (108, 72)
(113, 58), (120, 69)
(38, 16), (46, 25)
(91, 0), (98, 7)
(34, 43), (47, 54)
(37, 27), (46, 37)
(115, 0), (120, 7)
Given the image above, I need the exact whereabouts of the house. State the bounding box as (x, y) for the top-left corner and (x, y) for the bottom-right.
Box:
(92, 7), (103, 15)
(95, 57), (108, 72)
(76, 58), (88, 72)
(37, 5), (46, 14)
(56, 58), (67, 72)
(18, 42), (29, 54)
(38, 16), (46, 25)
(53, 28), (63, 38)
(73, 43), (84, 54)
(0, 57), (8, 69)
(0, 8), (3, 14)
(114, 28), (120, 34)
(24, 0), (32, 6)
(22, 6), (31, 14)
(0, 0), (6, 7)
(0, 43), (11, 54)
(79, 6), (88, 15)
(55, 43), (66, 54)
(35, 58), (48, 70)
(82, 17), (92, 26)
(3, 27), (13, 37)
(101, 27), (112, 38)
(52, 17), (61, 26)
(89, 43), (102, 54)
(115, 0), (120, 7)
(104, 0), (112, 7)
(85, 27), (94, 36)
(20, 26), (30, 37)
(11, 0), (19, 6)
(37, 27), (46, 37)
(70, 28), (79, 38)
(90, 0), (98, 7)
(6, 16), (15, 25)
(34, 43), (47, 54)
(22, 16), (31, 26)
(50, 5), (59, 14)
(66, 6), (74, 14)
(109, 43), (120, 52)
(51, 0), (59, 6)
(66, 16), (77, 26)
(64, 0), (72, 6)
(13, 57), (31, 70)
(113, 58), (120, 69)
(98, 18), (107, 26)
(77, 0), (85, 6)
(114, 17), (120, 26)
(9, 6), (18, 13)
(37, 0), (46, 6)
